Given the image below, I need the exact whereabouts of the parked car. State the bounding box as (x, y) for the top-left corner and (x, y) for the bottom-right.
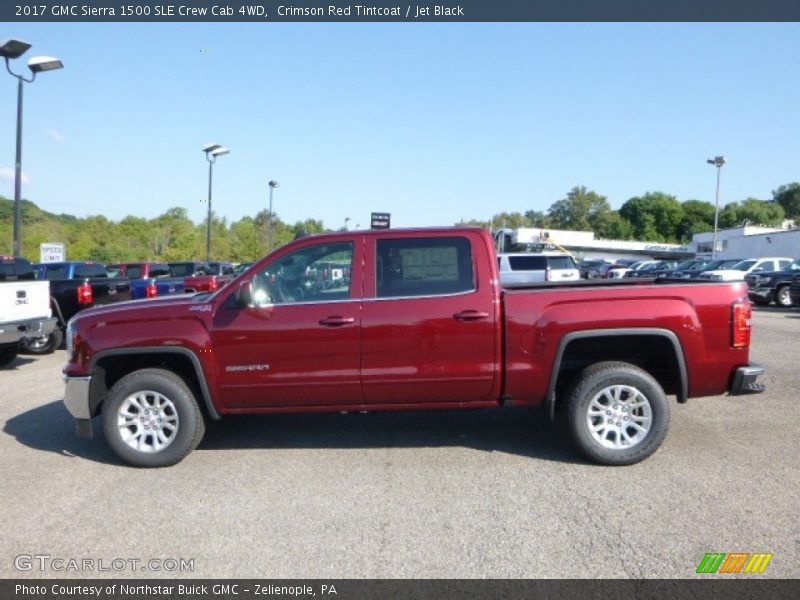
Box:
(671, 258), (742, 279)
(498, 252), (580, 286)
(32, 261), (132, 353)
(745, 259), (800, 307)
(63, 227), (763, 468)
(578, 258), (613, 279)
(698, 257), (793, 282)
(624, 260), (679, 278)
(0, 256), (57, 363)
(606, 260), (658, 279)
(233, 262), (254, 276)
(650, 259), (707, 279)
(169, 261), (233, 293)
(207, 261), (235, 276)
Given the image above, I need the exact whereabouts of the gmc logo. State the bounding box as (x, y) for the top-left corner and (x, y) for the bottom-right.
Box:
(15, 298), (29, 305)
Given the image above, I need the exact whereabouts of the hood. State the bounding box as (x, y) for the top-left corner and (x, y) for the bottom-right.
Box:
(69, 293), (212, 325)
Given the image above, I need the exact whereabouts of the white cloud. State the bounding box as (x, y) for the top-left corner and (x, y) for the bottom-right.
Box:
(45, 128), (65, 143)
(0, 167), (30, 184)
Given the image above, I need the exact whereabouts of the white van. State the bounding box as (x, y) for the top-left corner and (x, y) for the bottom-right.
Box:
(497, 252), (580, 287)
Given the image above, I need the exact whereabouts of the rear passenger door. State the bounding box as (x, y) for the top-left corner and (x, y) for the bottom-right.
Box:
(360, 233), (499, 406)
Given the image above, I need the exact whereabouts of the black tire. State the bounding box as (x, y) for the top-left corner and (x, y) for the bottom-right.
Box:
(567, 361), (670, 466)
(102, 368), (205, 468)
(21, 327), (64, 355)
(750, 298), (769, 307)
(775, 285), (792, 308)
(0, 345), (19, 367)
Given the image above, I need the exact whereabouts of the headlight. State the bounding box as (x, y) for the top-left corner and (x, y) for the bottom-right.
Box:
(756, 276), (772, 286)
(711, 274), (724, 281)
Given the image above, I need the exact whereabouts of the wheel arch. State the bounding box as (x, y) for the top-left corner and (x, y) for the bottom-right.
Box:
(546, 328), (688, 420)
(88, 347), (220, 421)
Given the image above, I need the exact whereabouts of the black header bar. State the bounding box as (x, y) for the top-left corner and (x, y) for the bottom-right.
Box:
(3, 1), (800, 22)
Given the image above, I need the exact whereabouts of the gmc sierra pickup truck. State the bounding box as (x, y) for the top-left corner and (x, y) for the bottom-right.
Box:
(63, 228), (764, 468)
(0, 256), (57, 366)
(108, 263), (186, 299)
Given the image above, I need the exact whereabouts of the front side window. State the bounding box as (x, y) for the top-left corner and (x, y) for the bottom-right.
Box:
(376, 236), (474, 298)
(251, 242), (354, 306)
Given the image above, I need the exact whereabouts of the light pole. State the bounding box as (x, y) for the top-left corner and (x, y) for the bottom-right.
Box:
(706, 155), (726, 260)
(202, 143), (229, 262)
(344, 217), (351, 231)
(1, 39), (63, 257)
(267, 180), (279, 251)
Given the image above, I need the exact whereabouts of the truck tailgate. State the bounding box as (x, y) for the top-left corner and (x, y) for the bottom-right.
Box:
(0, 281), (52, 322)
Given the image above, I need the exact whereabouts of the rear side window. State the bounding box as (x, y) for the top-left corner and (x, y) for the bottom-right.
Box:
(125, 265), (142, 279)
(508, 256), (546, 271)
(75, 264), (108, 278)
(546, 256), (576, 270)
(376, 236), (474, 298)
(43, 265), (66, 280)
(149, 265), (171, 277)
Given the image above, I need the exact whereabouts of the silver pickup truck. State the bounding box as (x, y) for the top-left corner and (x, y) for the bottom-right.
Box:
(0, 257), (57, 367)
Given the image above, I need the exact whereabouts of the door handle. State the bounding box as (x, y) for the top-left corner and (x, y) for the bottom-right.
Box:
(453, 310), (489, 321)
(319, 316), (355, 327)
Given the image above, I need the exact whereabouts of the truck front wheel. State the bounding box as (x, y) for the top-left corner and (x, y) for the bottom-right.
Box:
(567, 361), (670, 465)
(102, 368), (205, 467)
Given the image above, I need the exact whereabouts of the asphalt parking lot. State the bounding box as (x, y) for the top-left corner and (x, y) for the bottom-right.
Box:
(1, 308), (798, 579)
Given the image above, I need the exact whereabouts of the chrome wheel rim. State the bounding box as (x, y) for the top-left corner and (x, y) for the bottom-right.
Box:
(117, 390), (179, 453)
(777, 287), (791, 307)
(586, 384), (652, 449)
(27, 336), (49, 351)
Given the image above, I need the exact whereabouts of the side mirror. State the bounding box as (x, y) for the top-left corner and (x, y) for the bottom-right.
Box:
(235, 281), (254, 307)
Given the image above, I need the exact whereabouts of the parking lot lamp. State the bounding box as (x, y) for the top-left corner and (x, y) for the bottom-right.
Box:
(706, 155), (726, 260)
(203, 143), (229, 262)
(1, 39), (63, 257)
(268, 180), (279, 251)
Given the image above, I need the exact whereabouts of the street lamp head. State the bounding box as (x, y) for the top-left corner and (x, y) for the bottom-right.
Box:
(706, 156), (726, 167)
(203, 143), (222, 153)
(0, 39), (31, 59)
(269, 180), (280, 188)
(28, 56), (63, 73)
(210, 147), (229, 157)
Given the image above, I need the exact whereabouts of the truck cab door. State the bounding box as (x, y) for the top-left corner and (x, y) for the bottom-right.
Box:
(360, 233), (500, 406)
(211, 238), (363, 409)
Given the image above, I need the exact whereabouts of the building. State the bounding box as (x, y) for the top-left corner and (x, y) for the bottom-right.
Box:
(690, 225), (800, 260)
(494, 227), (691, 261)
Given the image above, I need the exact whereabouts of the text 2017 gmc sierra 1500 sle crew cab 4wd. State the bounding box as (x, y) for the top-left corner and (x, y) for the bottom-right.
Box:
(62, 228), (764, 467)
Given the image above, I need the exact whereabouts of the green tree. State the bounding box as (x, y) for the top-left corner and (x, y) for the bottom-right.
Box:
(547, 186), (612, 233)
(771, 182), (800, 220)
(719, 198), (785, 228)
(677, 199), (716, 242)
(619, 192), (684, 242)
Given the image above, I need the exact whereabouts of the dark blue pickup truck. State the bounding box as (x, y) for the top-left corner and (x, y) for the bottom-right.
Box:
(29, 261), (132, 353)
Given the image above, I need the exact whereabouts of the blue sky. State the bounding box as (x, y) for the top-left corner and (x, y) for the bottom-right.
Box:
(1, 23), (798, 229)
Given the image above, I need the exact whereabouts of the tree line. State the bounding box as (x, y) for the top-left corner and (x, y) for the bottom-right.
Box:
(461, 183), (800, 244)
(2, 182), (799, 261)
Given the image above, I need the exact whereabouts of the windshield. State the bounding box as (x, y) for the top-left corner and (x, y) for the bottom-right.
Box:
(733, 260), (756, 271)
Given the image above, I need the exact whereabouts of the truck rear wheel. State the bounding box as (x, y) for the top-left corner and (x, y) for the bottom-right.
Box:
(567, 361), (670, 465)
(21, 328), (64, 355)
(102, 368), (205, 467)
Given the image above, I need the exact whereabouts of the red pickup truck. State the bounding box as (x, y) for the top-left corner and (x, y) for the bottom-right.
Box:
(63, 228), (763, 467)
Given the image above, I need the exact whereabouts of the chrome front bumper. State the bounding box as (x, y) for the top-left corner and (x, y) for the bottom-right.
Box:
(64, 376), (94, 438)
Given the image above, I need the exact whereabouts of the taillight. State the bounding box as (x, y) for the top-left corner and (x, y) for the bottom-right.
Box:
(77, 281), (93, 305)
(209, 276), (219, 292)
(731, 299), (752, 348)
(146, 281), (158, 298)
